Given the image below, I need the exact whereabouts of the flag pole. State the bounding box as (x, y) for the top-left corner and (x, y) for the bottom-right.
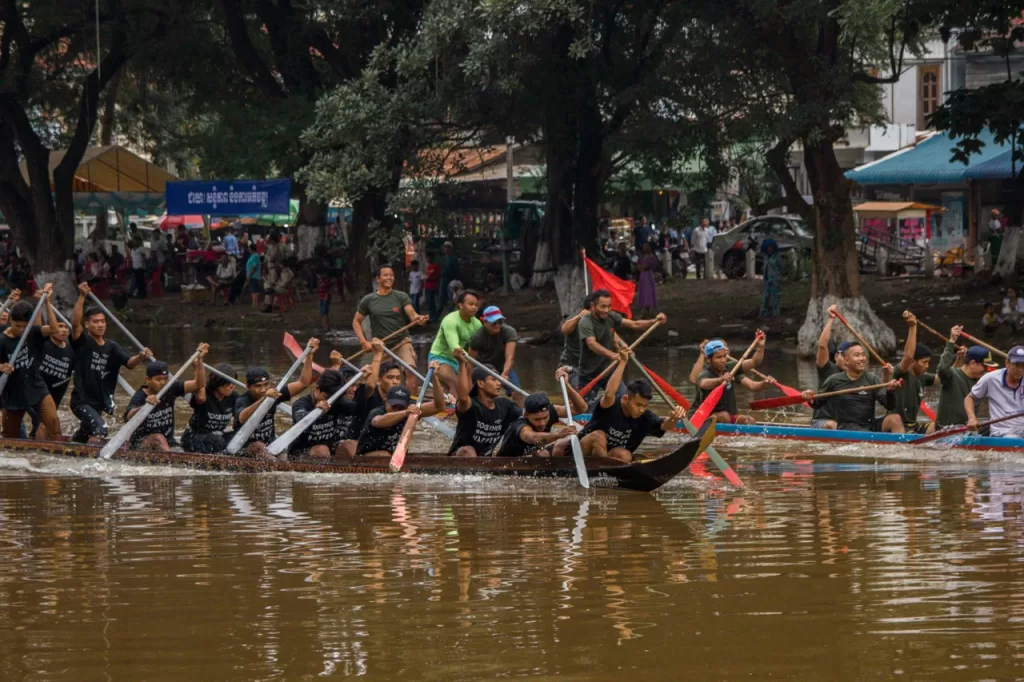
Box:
(581, 248), (589, 294)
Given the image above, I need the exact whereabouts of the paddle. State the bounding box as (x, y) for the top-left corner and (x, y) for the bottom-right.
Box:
(390, 367), (436, 472)
(99, 350), (201, 459)
(226, 341), (313, 455)
(639, 363), (691, 410)
(377, 345), (457, 439)
(630, 356), (743, 487)
(267, 368), (367, 456)
(749, 380), (898, 410)
(0, 290), (21, 318)
(0, 291), (49, 398)
(578, 320), (662, 397)
(558, 374), (590, 489)
(837, 309), (934, 420)
(729, 354), (801, 403)
(461, 352), (530, 398)
(911, 409), (1024, 445)
(348, 319), (421, 364)
(960, 331), (1008, 360)
(691, 333), (760, 429)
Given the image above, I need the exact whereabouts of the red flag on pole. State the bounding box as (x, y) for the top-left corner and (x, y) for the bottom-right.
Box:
(584, 258), (635, 319)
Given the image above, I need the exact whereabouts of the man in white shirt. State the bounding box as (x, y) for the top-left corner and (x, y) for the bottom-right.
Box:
(691, 218), (709, 280)
(130, 242), (147, 298)
(965, 345), (1024, 437)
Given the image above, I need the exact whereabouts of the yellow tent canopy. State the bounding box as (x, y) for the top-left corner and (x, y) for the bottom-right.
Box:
(20, 145), (178, 193)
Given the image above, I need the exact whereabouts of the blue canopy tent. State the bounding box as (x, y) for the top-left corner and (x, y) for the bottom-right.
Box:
(845, 130), (1015, 185)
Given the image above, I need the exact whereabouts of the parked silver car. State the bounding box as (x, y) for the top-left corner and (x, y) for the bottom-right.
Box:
(710, 215), (813, 279)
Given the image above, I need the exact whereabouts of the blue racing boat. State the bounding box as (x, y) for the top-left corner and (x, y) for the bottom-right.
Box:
(715, 422), (1024, 452)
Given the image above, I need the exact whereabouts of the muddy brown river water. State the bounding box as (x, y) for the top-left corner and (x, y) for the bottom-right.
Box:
(1, 328), (1023, 679)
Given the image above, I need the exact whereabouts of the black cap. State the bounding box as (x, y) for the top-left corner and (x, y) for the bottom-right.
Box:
(913, 343), (933, 360)
(387, 385), (411, 407)
(524, 393), (551, 414)
(146, 361), (169, 378)
(471, 366), (493, 385)
(246, 366), (270, 386)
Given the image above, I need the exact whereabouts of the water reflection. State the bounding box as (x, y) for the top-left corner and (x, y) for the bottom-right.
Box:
(1, 464), (1024, 678)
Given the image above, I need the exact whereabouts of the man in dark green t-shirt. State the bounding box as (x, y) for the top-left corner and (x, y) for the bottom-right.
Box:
(935, 325), (990, 428)
(576, 289), (665, 401)
(882, 313), (939, 434)
(353, 264), (428, 393)
(468, 305), (522, 406)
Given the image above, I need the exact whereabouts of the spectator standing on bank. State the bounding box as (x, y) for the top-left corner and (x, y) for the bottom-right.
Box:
(425, 253), (442, 323)
(130, 239), (147, 298)
(636, 243), (659, 319)
(408, 259), (424, 313)
(440, 241), (461, 316)
(244, 249), (262, 309)
(691, 219), (709, 280)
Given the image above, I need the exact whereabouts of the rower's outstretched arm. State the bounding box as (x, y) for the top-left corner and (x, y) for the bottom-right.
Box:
(688, 342), (707, 385)
(601, 350), (630, 409)
(422, 362), (446, 417)
(287, 338), (319, 396)
(71, 283), (88, 341)
(183, 344), (209, 394)
(552, 367), (587, 417)
(454, 351), (473, 413)
(816, 312), (835, 368)
(899, 314), (918, 373)
(363, 340), (385, 396)
(964, 394), (979, 428)
(560, 309), (588, 336)
(40, 284), (56, 337)
(620, 312), (666, 332)
(743, 332), (766, 371)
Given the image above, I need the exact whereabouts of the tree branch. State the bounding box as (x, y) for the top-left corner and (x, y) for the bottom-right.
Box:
(219, 0), (287, 99)
(765, 137), (810, 220)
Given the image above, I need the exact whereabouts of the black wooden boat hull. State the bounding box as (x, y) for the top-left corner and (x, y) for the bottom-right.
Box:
(0, 421), (714, 492)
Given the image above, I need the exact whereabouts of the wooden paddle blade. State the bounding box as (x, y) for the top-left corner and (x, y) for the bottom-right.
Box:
(641, 364), (691, 410)
(389, 415), (420, 472)
(910, 425), (966, 446)
(283, 332), (326, 375)
(748, 394), (806, 410)
(919, 400), (937, 421)
(690, 383), (724, 428)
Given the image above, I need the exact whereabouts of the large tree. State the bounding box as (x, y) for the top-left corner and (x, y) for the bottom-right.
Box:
(0, 0), (190, 300)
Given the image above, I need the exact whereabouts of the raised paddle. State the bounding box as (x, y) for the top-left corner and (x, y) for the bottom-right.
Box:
(390, 366), (436, 472)
(728, 354), (801, 403)
(348, 319), (421, 363)
(578, 320), (663, 397)
(558, 374), (590, 489)
(691, 333), (760, 429)
(226, 341), (313, 455)
(0, 290), (21, 318)
(639, 363), (691, 410)
(906, 314), (952, 346)
(376, 345), (457, 439)
(959, 331), (1008, 360)
(0, 291), (49, 398)
(267, 368), (367, 456)
(911, 409), (1024, 445)
(461, 352), (530, 398)
(630, 356), (743, 487)
(99, 349), (202, 459)
(50, 306), (135, 398)
(749, 379), (899, 411)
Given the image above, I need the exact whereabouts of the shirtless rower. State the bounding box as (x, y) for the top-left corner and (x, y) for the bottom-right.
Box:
(800, 343), (898, 432)
(491, 368), (587, 457)
(448, 349), (523, 457)
(556, 348), (685, 463)
(70, 282), (152, 443)
(353, 264), (427, 394)
(233, 337), (318, 458)
(123, 344), (209, 451)
(691, 337), (775, 425)
(964, 345), (1024, 437)
(354, 362), (445, 456)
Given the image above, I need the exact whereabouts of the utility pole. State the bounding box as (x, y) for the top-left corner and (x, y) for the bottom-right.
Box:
(502, 137), (515, 294)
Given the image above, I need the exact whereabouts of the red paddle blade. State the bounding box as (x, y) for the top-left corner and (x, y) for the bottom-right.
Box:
(641, 363), (691, 410)
(690, 383), (724, 428)
(775, 382), (802, 399)
(919, 400), (936, 421)
(284, 332), (325, 375)
(389, 415), (420, 472)
(748, 394), (806, 410)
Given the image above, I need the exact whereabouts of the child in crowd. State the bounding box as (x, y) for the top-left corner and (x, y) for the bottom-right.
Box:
(982, 302), (1000, 337)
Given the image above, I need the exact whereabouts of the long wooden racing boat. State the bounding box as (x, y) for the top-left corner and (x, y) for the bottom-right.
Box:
(715, 422), (1024, 452)
(0, 421), (715, 493)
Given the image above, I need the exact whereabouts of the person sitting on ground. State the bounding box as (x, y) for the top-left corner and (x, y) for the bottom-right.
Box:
(181, 362), (239, 454)
(691, 336), (775, 425)
(982, 302), (1001, 337)
(964, 345), (1024, 437)
(288, 363), (365, 460)
(207, 252), (237, 304)
(935, 326), (989, 430)
(882, 313), (938, 434)
(800, 343), (898, 432)
(1002, 288), (1024, 333)
(0, 287), (65, 441)
(123, 344), (209, 452)
(233, 337), (318, 459)
(262, 262), (294, 312)
(448, 349), (523, 457)
(555, 348), (684, 464)
(490, 368), (587, 457)
(468, 305), (522, 407)
(354, 362), (445, 456)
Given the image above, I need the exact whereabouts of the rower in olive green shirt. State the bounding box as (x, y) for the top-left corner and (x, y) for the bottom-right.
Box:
(935, 326), (991, 428)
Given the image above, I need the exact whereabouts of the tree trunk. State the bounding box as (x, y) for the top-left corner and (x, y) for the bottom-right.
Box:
(535, 99), (576, 289)
(571, 85), (603, 264)
(796, 138), (895, 357)
(553, 263), (588, 319)
(348, 188), (388, 295)
(295, 182), (327, 262)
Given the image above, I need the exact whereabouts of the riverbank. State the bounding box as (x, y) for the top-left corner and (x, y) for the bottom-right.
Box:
(112, 274), (1010, 351)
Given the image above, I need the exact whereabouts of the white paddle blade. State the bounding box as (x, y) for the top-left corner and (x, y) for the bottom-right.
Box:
(423, 416), (455, 439)
(570, 435), (590, 489)
(226, 400), (273, 455)
(100, 404), (155, 459)
(267, 407), (324, 456)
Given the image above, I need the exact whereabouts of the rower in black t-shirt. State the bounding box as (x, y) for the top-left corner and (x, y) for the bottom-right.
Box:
(555, 348), (685, 463)
(123, 344), (208, 451)
(181, 362), (238, 453)
(28, 318), (75, 439)
(288, 368), (363, 459)
(0, 286), (64, 440)
(491, 368), (588, 457)
(448, 349), (522, 456)
(70, 282), (152, 443)
(355, 362), (445, 456)
(233, 337), (318, 459)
